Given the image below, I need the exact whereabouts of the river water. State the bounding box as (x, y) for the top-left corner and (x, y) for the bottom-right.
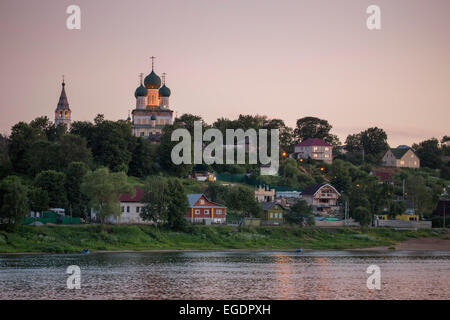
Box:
(0, 250), (449, 300)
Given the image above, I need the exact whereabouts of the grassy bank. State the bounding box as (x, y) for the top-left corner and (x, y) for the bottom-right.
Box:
(0, 225), (448, 254)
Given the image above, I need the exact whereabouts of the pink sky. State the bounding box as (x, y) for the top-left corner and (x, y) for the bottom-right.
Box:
(0, 0), (449, 146)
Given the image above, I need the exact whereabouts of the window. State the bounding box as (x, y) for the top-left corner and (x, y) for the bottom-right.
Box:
(140, 132), (144, 136)
(313, 147), (318, 151)
(136, 207), (140, 213)
(195, 210), (200, 215)
(325, 147), (329, 151)
(270, 213), (273, 218)
(204, 210), (209, 215)
(151, 95), (155, 104)
(313, 154), (318, 158)
(126, 206), (130, 213)
(216, 209), (222, 214)
(200, 199), (205, 204)
(121, 206), (124, 213)
(400, 160), (405, 165)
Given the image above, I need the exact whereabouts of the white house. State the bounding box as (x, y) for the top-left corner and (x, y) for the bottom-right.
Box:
(292, 138), (333, 164)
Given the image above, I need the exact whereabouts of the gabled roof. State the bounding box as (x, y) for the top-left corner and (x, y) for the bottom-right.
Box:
(260, 202), (284, 211)
(187, 193), (226, 208)
(187, 194), (203, 207)
(389, 147), (415, 159)
(120, 187), (144, 203)
(301, 183), (341, 196)
(295, 138), (331, 147)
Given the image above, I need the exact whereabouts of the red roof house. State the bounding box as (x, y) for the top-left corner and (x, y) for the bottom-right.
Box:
(186, 194), (227, 224)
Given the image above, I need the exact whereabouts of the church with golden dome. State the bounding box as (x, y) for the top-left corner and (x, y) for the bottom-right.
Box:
(130, 57), (174, 141)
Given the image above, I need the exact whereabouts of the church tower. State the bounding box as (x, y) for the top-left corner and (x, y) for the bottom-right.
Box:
(54, 78), (72, 127)
(131, 57), (174, 140)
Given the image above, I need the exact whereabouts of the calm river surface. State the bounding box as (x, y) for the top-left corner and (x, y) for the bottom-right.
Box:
(0, 250), (449, 300)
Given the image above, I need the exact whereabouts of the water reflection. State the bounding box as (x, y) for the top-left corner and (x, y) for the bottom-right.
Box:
(0, 251), (449, 300)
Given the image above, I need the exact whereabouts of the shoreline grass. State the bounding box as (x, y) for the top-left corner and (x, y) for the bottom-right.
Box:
(0, 225), (447, 254)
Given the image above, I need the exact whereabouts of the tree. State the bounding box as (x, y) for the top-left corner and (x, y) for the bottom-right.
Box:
(158, 123), (194, 177)
(129, 138), (158, 177)
(166, 178), (189, 230)
(352, 206), (371, 227)
(328, 160), (352, 194)
(285, 199), (314, 226)
(405, 175), (434, 216)
(412, 138), (443, 169)
(57, 134), (92, 169)
(174, 113), (206, 134)
(294, 117), (336, 144)
(81, 167), (134, 223)
(140, 176), (169, 224)
(28, 187), (49, 216)
(389, 201), (406, 218)
(345, 127), (388, 163)
(441, 162), (450, 180)
(65, 162), (89, 218)
(0, 176), (28, 227)
(9, 122), (46, 174)
(224, 186), (262, 219)
(34, 170), (67, 208)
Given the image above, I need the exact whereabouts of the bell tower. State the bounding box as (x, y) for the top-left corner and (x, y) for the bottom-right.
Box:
(54, 76), (72, 128)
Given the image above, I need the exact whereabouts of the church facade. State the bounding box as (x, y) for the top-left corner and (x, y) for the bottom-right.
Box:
(130, 58), (174, 141)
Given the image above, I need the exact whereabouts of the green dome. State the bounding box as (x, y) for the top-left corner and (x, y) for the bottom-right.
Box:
(144, 70), (161, 89)
(134, 84), (148, 98)
(159, 84), (171, 97)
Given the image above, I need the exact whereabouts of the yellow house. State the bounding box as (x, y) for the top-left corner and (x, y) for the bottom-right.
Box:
(382, 147), (420, 168)
(376, 214), (419, 221)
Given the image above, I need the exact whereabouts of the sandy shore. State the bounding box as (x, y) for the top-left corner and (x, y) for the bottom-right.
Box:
(353, 237), (450, 252)
(2, 237), (450, 255)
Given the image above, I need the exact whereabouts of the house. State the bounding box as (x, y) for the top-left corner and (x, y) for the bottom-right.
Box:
(261, 202), (285, 224)
(301, 183), (341, 215)
(382, 146), (420, 168)
(118, 187), (148, 224)
(191, 171), (216, 182)
(291, 138), (332, 164)
(185, 194), (227, 224)
(255, 185), (275, 202)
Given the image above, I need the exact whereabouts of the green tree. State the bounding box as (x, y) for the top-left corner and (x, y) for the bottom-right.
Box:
(158, 123), (194, 177)
(9, 122), (46, 174)
(389, 201), (406, 218)
(345, 127), (388, 163)
(352, 206), (371, 227)
(412, 138), (443, 169)
(285, 199), (314, 226)
(294, 117), (338, 145)
(65, 162), (89, 218)
(0, 176), (28, 227)
(81, 167), (134, 223)
(405, 175), (434, 216)
(28, 187), (49, 216)
(34, 170), (67, 208)
(166, 178), (189, 230)
(140, 176), (169, 224)
(129, 138), (158, 177)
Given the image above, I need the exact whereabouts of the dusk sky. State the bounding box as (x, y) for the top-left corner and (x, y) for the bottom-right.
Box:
(0, 0), (449, 146)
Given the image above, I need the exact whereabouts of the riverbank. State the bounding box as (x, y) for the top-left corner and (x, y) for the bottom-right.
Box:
(0, 225), (448, 254)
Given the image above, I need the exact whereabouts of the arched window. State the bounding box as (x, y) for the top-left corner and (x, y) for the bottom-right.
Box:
(151, 95), (155, 104)
(65, 111), (68, 118)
